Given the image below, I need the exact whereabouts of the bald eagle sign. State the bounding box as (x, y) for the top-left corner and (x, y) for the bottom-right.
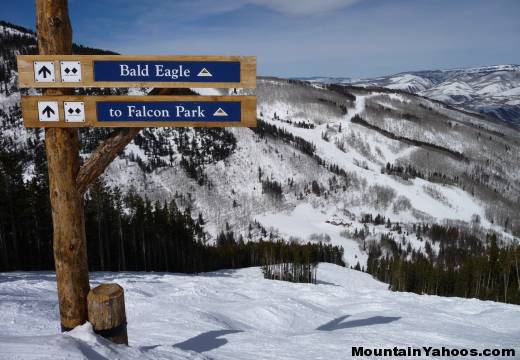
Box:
(17, 55), (256, 89)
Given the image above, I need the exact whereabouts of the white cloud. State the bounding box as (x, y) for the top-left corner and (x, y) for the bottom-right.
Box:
(248, 0), (363, 16)
(124, 0), (363, 21)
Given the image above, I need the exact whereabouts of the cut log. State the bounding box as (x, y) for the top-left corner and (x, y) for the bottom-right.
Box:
(87, 283), (128, 345)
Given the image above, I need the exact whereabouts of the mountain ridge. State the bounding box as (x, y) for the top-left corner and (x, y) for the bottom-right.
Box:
(296, 64), (520, 126)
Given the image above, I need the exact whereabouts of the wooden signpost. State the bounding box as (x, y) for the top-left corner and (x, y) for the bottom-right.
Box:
(23, 0), (256, 345)
(17, 55), (256, 88)
(21, 95), (256, 128)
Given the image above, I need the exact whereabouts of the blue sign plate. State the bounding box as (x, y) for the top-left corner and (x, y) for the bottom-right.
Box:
(97, 101), (241, 122)
(93, 61), (240, 83)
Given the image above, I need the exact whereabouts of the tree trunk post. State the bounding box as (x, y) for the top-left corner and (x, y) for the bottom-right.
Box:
(36, 0), (90, 331)
(34, 0), (194, 339)
(87, 284), (128, 345)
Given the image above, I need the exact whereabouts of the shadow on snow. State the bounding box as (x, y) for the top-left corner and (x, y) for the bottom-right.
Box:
(317, 315), (400, 331)
(173, 330), (243, 353)
(142, 330), (243, 354)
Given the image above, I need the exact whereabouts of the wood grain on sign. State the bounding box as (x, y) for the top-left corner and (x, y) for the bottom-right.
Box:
(17, 55), (256, 88)
(21, 95), (257, 128)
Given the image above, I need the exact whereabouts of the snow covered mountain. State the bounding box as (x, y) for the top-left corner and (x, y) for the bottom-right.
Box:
(299, 65), (520, 126)
(1, 264), (519, 359)
(2, 19), (520, 359)
(2, 21), (520, 269)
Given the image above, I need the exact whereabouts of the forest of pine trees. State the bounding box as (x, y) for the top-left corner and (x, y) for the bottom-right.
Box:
(0, 145), (345, 276)
(366, 225), (520, 304)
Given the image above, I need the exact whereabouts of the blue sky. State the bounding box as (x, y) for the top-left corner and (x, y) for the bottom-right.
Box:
(4, 0), (519, 78)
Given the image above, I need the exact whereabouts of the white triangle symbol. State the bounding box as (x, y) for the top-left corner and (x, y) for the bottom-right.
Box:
(213, 108), (228, 117)
(197, 68), (213, 77)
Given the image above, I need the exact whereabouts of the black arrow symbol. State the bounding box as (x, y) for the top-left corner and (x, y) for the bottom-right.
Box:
(38, 65), (52, 78)
(42, 106), (55, 118)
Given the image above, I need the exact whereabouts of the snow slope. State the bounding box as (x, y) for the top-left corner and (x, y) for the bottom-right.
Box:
(1, 264), (519, 359)
(250, 79), (520, 265)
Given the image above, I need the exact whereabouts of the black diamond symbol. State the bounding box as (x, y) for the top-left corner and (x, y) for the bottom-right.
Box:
(64, 68), (71, 74)
(75, 108), (81, 114)
(68, 108), (74, 114)
(71, 68), (78, 74)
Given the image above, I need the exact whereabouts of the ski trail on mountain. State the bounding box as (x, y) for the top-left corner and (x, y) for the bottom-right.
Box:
(345, 94), (366, 122)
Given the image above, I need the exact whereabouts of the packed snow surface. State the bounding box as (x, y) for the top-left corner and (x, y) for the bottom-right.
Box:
(1, 265), (519, 359)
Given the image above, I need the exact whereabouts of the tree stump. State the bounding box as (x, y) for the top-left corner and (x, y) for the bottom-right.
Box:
(87, 283), (128, 345)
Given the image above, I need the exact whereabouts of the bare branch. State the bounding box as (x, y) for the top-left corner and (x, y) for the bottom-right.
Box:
(76, 88), (196, 194)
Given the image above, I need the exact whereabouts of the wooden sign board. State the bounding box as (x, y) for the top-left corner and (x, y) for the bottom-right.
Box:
(17, 55), (256, 88)
(21, 95), (256, 128)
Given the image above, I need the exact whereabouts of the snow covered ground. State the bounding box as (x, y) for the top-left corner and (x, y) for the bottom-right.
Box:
(1, 264), (519, 359)
(257, 203), (368, 267)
